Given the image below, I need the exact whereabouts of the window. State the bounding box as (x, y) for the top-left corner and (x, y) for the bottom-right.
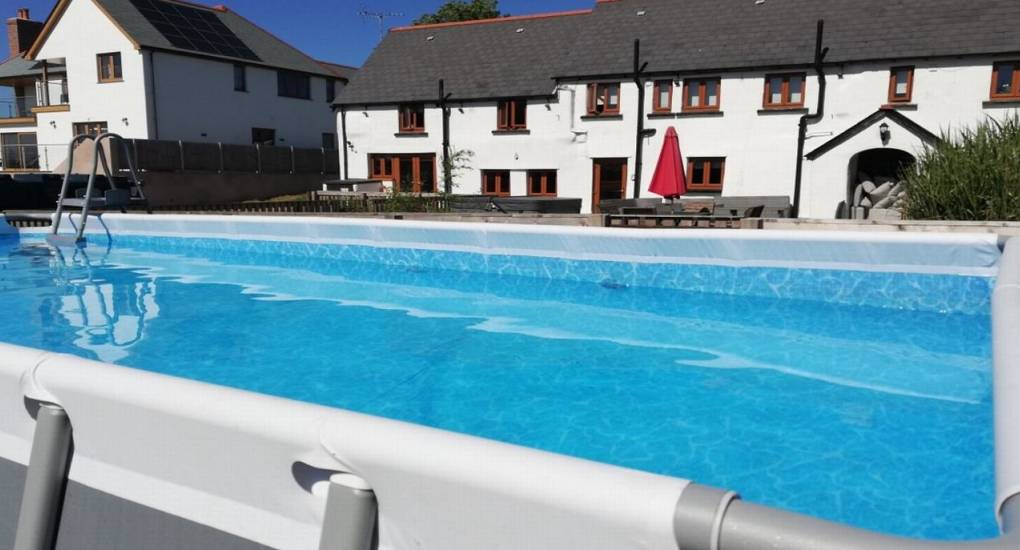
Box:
(322, 132), (336, 150)
(482, 170), (511, 196)
(497, 99), (527, 130)
(326, 79), (336, 103)
(234, 64), (247, 92)
(763, 73), (805, 108)
(1, 132), (39, 170)
(277, 70), (310, 99)
(888, 66), (913, 103)
(369, 154), (395, 179)
(683, 78), (721, 112)
(652, 80), (673, 112)
(527, 170), (557, 196)
(991, 62), (1020, 100)
(72, 121), (108, 137)
(252, 127), (276, 146)
(687, 158), (725, 191)
(586, 83), (620, 115)
(97, 52), (122, 82)
(398, 104), (425, 133)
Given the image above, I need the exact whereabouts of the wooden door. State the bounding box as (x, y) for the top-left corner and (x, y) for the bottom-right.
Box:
(592, 158), (628, 212)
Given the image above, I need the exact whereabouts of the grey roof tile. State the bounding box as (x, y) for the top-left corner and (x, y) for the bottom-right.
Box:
(342, 0), (1020, 105)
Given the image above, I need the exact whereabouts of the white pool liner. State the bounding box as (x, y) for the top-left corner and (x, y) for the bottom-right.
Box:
(17, 213), (1003, 275)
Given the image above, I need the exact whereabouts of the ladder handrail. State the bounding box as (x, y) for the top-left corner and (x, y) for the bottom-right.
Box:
(51, 133), (146, 243)
(50, 134), (97, 235)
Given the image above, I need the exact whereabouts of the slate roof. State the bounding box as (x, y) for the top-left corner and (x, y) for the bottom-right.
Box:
(35, 0), (350, 78)
(337, 0), (1020, 104)
(318, 61), (358, 81)
(0, 54), (66, 80)
(562, 0), (1020, 77)
(336, 10), (591, 105)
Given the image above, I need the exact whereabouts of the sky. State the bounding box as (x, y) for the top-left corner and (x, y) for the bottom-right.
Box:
(2, 0), (595, 66)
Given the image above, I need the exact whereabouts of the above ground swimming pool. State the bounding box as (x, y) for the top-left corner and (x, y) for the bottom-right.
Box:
(0, 215), (1010, 544)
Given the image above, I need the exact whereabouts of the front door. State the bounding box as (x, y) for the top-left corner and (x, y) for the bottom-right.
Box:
(592, 158), (628, 212)
(371, 154), (437, 193)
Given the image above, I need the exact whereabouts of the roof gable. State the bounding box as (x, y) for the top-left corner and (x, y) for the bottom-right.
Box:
(805, 109), (941, 160)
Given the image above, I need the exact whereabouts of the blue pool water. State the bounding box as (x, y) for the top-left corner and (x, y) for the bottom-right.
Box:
(0, 233), (997, 540)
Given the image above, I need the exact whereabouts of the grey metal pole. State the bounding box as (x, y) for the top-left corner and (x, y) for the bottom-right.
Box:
(319, 473), (377, 550)
(13, 403), (73, 550)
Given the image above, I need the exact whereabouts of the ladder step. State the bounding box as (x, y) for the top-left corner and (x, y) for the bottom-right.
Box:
(45, 234), (86, 248)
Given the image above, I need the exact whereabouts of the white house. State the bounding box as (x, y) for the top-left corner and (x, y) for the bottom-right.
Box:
(0, 1), (354, 173)
(336, 0), (1020, 218)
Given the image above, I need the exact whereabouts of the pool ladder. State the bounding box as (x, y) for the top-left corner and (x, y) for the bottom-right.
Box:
(47, 133), (146, 247)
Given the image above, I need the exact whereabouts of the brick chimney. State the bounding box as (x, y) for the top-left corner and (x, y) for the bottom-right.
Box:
(7, 8), (43, 57)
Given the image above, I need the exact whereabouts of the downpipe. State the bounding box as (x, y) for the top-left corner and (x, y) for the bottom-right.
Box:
(675, 484), (1020, 550)
(792, 20), (828, 218)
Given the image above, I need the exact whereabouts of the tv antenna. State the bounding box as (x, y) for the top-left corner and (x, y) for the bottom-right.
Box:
(358, 6), (404, 38)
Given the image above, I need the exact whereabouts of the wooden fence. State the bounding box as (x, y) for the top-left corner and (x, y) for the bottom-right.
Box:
(112, 139), (341, 176)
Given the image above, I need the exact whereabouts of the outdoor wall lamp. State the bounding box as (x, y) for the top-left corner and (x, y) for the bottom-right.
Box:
(122, 117), (129, 126)
(49, 121), (56, 128)
(879, 122), (891, 145)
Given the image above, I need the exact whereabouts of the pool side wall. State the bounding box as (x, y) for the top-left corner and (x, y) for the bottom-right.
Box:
(994, 238), (1020, 519)
(0, 343), (690, 550)
(27, 213), (1003, 276)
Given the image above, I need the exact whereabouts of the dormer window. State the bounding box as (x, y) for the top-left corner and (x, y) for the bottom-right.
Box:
(398, 104), (425, 133)
(991, 62), (1020, 100)
(586, 83), (620, 115)
(888, 66), (914, 103)
(497, 99), (527, 130)
(683, 77), (720, 112)
(763, 73), (805, 109)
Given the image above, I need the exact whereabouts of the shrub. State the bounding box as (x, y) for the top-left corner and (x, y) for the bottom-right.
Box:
(904, 116), (1020, 221)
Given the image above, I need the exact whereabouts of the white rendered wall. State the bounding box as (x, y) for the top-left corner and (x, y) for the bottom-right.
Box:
(152, 52), (338, 148)
(34, 0), (151, 141)
(341, 57), (1020, 217)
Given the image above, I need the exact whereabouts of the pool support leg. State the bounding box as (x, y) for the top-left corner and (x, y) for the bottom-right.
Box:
(13, 403), (73, 550)
(319, 473), (377, 550)
(674, 484), (1020, 550)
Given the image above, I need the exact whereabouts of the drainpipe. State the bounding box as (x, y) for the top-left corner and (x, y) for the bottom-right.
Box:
(792, 20), (828, 218)
(438, 79), (453, 194)
(339, 106), (349, 179)
(146, 50), (160, 140)
(632, 39), (649, 199)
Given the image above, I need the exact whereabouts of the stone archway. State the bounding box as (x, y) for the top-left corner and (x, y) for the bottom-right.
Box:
(844, 148), (915, 220)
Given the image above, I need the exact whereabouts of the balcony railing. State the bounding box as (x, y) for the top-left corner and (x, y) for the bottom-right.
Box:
(0, 96), (39, 120)
(0, 143), (68, 171)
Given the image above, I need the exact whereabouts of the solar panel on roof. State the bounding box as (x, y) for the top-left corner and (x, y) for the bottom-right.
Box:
(129, 0), (261, 61)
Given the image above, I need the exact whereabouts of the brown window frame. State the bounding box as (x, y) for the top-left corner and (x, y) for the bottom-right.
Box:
(497, 99), (527, 130)
(991, 61), (1020, 100)
(482, 169), (512, 196)
(72, 121), (108, 137)
(398, 104), (426, 133)
(96, 52), (122, 83)
(887, 66), (914, 104)
(652, 80), (673, 113)
(687, 157), (726, 192)
(586, 83), (621, 115)
(368, 154), (437, 193)
(762, 73), (806, 109)
(527, 170), (557, 197)
(682, 77), (722, 112)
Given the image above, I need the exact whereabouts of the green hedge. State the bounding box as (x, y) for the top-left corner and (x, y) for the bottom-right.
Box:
(904, 116), (1020, 221)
